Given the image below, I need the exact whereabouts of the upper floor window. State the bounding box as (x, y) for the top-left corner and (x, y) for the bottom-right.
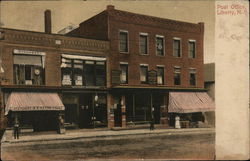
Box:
(156, 35), (164, 56)
(13, 55), (45, 85)
(189, 68), (196, 86)
(140, 64), (148, 84)
(120, 63), (128, 84)
(139, 33), (148, 55)
(188, 40), (196, 58)
(173, 38), (181, 57)
(119, 30), (128, 53)
(174, 66), (181, 85)
(61, 57), (106, 86)
(157, 66), (164, 85)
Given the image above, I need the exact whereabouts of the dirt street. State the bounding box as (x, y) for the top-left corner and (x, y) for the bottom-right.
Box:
(1, 132), (215, 160)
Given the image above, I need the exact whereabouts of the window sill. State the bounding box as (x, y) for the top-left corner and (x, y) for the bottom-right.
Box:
(156, 54), (165, 57)
(139, 53), (149, 56)
(120, 52), (129, 54)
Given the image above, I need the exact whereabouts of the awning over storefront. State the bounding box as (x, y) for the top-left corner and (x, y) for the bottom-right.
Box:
(62, 54), (106, 61)
(168, 92), (215, 113)
(5, 92), (65, 114)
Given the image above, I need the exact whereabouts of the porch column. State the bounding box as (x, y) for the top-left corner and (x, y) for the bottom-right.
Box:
(121, 95), (126, 127)
(107, 93), (114, 129)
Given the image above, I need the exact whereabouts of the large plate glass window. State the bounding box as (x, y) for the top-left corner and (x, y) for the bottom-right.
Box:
(13, 55), (44, 85)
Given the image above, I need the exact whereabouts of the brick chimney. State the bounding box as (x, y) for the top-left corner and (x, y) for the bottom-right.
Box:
(107, 5), (115, 10)
(44, 10), (52, 34)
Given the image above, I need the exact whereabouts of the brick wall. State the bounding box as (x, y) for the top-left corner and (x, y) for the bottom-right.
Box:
(108, 10), (204, 88)
(71, 6), (205, 89)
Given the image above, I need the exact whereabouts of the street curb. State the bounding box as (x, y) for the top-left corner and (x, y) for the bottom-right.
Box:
(2, 128), (215, 144)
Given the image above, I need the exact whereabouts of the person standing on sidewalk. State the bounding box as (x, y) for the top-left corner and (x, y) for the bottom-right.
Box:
(150, 107), (155, 131)
(13, 117), (20, 139)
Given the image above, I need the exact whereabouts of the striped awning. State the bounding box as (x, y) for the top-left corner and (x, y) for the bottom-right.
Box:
(168, 92), (215, 113)
(5, 92), (65, 114)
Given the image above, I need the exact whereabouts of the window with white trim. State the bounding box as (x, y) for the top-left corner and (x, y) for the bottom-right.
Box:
(189, 68), (196, 86)
(157, 66), (164, 85)
(173, 39), (181, 57)
(174, 67), (181, 85)
(140, 65), (148, 84)
(156, 36), (164, 56)
(139, 33), (148, 55)
(13, 55), (45, 85)
(119, 31), (128, 53)
(188, 40), (196, 58)
(120, 63), (128, 84)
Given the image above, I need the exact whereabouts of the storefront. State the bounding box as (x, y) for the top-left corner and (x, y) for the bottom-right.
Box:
(168, 92), (215, 128)
(109, 89), (167, 127)
(62, 92), (107, 129)
(5, 92), (65, 132)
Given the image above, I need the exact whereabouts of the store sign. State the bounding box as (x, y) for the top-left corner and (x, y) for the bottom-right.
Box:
(62, 75), (72, 85)
(13, 49), (46, 56)
(148, 70), (157, 85)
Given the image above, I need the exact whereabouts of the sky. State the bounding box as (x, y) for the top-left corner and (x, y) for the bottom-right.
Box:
(0, 0), (215, 63)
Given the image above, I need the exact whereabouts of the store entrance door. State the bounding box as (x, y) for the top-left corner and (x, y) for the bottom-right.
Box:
(79, 94), (93, 128)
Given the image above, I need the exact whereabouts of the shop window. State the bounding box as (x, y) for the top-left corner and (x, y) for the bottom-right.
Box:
(119, 31), (128, 53)
(95, 62), (106, 86)
(140, 65), (148, 84)
(157, 66), (164, 85)
(174, 67), (181, 85)
(61, 58), (106, 87)
(156, 36), (164, 56)
(61, 58), (73, 86)
(188, 40), (196, 58)
(140, 33), (148, 55)
(120, 63), (128, 84)
(173, 39), (181, 57)
(13, 55), (44, 85)
(189, 68), (196, 86)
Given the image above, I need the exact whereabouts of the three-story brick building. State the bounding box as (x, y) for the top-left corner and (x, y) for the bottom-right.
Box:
(67, 5), (215, 128)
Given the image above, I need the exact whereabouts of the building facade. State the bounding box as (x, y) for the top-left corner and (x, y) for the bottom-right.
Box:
(0, 27), (109, 131)
(0, 5), (215, 132)
(67, 5), (214, 128)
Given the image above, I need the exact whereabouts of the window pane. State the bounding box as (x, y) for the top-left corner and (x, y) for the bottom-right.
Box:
(84, 64), (95, 86)
(189, 68), (196, 86)
(120, 32), (128, 52)
(190, 73), (196, 85)
(96, 65), (106, 86)
(157, 67), (164, 85)
(140, 66), (148, 83)
(140, 35), (147, 54)
(189, 42), (195, 58)
(62, 68), (72, 85)
(156, 37), (164, 56)
(174, 40), (181, 57)
(174, 67), (181, 85)
(120, 65), (128, 84)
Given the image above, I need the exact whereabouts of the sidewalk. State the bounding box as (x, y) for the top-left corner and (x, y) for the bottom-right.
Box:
(1, 127), (215, 144)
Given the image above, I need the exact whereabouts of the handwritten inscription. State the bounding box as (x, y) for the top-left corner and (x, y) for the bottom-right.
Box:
(217, 4), (248, 16)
